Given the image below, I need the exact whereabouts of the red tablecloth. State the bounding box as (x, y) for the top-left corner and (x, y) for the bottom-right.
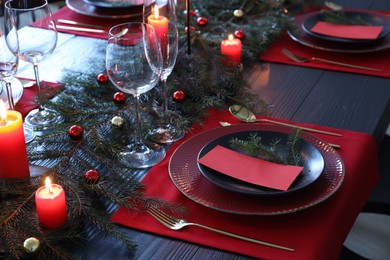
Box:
(112, 108), (379, 260)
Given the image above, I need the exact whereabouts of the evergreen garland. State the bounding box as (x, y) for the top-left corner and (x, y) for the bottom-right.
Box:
(0, 0), (317, 258)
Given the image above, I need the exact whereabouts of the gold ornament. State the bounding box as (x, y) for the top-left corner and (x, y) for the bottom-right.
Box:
(233, 9), (244, 18)
(111, 116), (124, 127)
(23, 237), (40, 253)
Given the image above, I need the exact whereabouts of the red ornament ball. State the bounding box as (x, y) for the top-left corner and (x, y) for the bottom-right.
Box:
(234, 29), (245, 40)
(196, 17), (208, 26)
(173, 90), (186, 102)
(113, 92), (126, 104)
(97, 73), (109, 84)
(68, 125), (83, 140)
(85, 169), (100, 184)
(189, 10), (197, 17)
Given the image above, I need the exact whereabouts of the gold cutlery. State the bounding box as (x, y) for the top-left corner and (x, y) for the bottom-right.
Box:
(57, 19), (107, 29)
(219, 121), (341, 149)
(55, 25), (106, 34)
(146, 207), (294, 252)
(282, 48), (382, 72)
(229, 105), (343, 137)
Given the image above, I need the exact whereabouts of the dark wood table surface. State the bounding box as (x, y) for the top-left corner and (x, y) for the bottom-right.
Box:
(14, 0), (390, 259)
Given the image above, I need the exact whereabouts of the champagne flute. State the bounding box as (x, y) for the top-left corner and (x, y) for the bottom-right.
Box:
(106, 22), (166, 168)
(1, 4), (35, 143)
(5, 0), (63, 128)
(144, 0), (184, 143)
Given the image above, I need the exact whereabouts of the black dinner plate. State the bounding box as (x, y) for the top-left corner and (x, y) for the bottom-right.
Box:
(302, 11), (390, 44)
(197, 131), (325, 196)
(83, 0), (143, 9)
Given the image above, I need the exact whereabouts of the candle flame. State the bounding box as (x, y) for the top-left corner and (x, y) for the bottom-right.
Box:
(153, 5), (159, 19)
(228, 34), (234, 41)
(45, 177), (52, 193)
(0, 100), (7, 126)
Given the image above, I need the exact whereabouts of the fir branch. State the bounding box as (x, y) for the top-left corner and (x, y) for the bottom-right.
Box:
(228, 131), (303, 166)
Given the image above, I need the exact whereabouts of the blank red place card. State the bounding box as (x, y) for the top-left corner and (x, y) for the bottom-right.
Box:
(197, 145), (303, 191)
(310, 21), (383, 40)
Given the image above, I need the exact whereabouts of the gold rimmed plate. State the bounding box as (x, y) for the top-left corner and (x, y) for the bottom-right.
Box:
(168, 124), (345, 215)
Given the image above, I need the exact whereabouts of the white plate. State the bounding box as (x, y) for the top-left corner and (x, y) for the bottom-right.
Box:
(0, 78), (23, 109)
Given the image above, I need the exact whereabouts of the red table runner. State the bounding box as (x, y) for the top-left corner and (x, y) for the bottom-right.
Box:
(14, 78), (64, 118)
(111, 108), (379, 260)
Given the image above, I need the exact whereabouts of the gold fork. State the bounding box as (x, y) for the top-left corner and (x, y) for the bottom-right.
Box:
(146, 207), (294, 252)
(282, 48), (382, 72)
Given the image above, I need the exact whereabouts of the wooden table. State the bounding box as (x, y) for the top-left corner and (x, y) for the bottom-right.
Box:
(14, 0), (390, 259)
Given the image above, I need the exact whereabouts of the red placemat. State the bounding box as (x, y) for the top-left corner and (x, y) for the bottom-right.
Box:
(112, 108), (379, 260)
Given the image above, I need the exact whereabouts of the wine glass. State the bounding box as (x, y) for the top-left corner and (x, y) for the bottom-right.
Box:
(143, 0), (184, 143)
(106, 22), (166, 168)
(1, 4), (35, 143)
(5, 0), (63, 128)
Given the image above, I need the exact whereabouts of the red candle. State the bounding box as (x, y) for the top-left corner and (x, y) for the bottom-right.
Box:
(35, 177), (67, 229)
(147, 5), (168, 55)
(221, 34), (242, 65)
(0, 100), (29, 179)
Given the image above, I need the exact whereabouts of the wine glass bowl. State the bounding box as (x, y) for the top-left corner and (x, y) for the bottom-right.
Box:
(5, 0), (63, 128)
(143, 0), (184, 143)
(106, 22), (165, 168)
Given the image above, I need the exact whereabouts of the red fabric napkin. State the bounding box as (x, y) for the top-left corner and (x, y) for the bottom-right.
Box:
(198, 145), (303, 191)
(111, 108), (379, 260)
(310, 22), (383, 40)
(52, 7), (135, 39)
(14, 78), (64, 118)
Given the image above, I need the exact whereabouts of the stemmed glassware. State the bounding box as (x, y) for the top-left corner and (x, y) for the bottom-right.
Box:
(5, 0), (63, 128)
(143, 0), (184, 143)
(106, 22), (166, 168)
(1, 4), (35, 143)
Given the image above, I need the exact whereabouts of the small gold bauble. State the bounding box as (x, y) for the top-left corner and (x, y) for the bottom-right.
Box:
(23, 237), (40, 253)
(111, 116), (124, 127)
(233, 9), (244, 18)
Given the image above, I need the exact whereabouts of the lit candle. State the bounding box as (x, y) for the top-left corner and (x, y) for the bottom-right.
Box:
(221, 34), (242, 65)
(147, 4), (168, 54)
(0, 100), (29, 179)
(35, 177), (67, 229)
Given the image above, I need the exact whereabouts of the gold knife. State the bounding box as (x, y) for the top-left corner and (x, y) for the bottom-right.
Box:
(57, 19), (107, 29)
(56, 25), (106, 34)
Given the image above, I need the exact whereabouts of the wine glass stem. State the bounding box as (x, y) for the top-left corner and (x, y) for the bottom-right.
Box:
(134, 95), (143, 145)
(161, 77), (169, 123)
(33, 63), (44, 111)
(5, 81), (15, 110)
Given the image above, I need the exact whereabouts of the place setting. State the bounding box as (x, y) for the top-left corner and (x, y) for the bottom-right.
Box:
(259, 2), (390, 77)
(66, 0), (144, 19)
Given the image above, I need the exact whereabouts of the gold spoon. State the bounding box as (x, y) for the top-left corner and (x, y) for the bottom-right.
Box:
(228, 105), (342, 137)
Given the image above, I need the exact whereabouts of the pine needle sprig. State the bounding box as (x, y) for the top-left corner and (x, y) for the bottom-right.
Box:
(228, 131), (303, 166)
